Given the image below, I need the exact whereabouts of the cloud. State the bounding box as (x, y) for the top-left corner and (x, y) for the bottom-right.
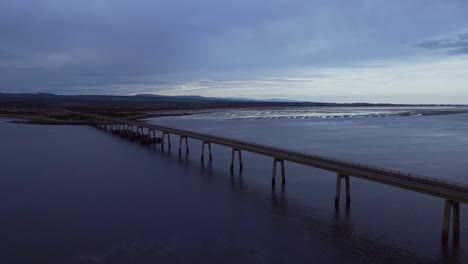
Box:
(0, 0), (467, 103)
(417, 33), (468, 55)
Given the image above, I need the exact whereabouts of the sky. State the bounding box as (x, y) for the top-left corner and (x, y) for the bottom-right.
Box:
(0, 0), (467, 103)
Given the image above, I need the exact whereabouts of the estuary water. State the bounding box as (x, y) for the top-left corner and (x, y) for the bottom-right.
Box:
(0, 112), (467, 263)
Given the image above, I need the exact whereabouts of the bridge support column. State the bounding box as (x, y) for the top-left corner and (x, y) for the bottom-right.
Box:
(272, 158), (285, 187)
(149, 129), (157, 142)
(179, 136), (189, 156)
(162, 132), (171, 149)
(335, 174), (351, 208)
(441, 200), (460, 245)
(201, 141), (212, 163)
(127, 124), (133, 137)
(230, 148), (243, 171)
(140, 127), (147, 139)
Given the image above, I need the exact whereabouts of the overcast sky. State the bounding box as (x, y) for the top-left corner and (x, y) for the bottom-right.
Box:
(1, 0), (467, 103)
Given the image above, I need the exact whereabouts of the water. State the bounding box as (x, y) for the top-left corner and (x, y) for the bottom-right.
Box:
(0, 113), (467, 263)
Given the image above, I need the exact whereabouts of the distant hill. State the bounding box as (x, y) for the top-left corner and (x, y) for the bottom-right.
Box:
(1, 92), (456, 111)
(134, 94), (269, 102)
(133, 94), (303, 103)
(0, 92), (319, 110)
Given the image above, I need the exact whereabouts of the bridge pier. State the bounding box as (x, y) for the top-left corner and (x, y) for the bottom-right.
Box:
(111, 121), (117, 133)
(150, 129), (157, 141)
(127, 124), (133, 137)
(230, 148), (243, 171)
(201, 141), (213, 163)
(335, 174), (351, 208)
(272, 158), (285, 187)
(162, 132), (171, 149)
(179, 136), (189, 156)
(441, 200), (460, 245)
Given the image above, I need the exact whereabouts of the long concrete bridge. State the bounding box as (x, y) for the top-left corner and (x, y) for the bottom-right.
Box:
(78, 112), (467, 245)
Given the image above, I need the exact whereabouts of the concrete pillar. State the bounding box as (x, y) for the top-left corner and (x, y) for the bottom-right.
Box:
(201, 141), (213, 163)
(453, 202), (460, 243)
(442, 200), (452, 244)
(271, 158), (285, 187)
(442, 200), (461, 244)
(152, 129), (157, 142)
(335, 174), (351, 208)
(230, 148), (243, 171)
(345, 175), (351, 206)
(162, 132), (171, 149)
(179, 136), (189, 156)
(335, 174), (342, 208)
(125, 125), (129, 135)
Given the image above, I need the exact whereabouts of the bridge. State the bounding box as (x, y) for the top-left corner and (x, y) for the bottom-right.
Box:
(78, 112), (467, 245)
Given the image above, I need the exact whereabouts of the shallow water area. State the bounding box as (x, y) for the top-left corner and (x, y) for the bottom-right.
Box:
(0, 112), (467, 263)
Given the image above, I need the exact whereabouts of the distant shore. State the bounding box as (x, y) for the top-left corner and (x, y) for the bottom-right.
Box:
(2, 105), (468, 125)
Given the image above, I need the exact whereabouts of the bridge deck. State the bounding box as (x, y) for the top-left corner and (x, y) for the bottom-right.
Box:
(83, 113), (468, 204)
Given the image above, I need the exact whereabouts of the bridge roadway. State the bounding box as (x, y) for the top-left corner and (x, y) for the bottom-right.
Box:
(78, 112), (467, 244)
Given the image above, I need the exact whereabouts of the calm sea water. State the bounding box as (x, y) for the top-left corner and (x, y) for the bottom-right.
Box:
(0, 113), (467, 263)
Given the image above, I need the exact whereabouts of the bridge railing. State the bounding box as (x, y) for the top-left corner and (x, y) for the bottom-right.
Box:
(243, 140), (468, 190)
(190, 129), (468, 190)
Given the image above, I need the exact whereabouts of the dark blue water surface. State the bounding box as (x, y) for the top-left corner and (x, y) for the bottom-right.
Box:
(0, 113), (467, 263)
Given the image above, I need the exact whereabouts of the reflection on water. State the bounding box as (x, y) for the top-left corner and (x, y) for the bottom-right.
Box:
(0, 114), (467, 263)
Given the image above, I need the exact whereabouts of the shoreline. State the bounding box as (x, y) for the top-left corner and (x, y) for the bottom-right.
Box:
(2, 106), (468, 125)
